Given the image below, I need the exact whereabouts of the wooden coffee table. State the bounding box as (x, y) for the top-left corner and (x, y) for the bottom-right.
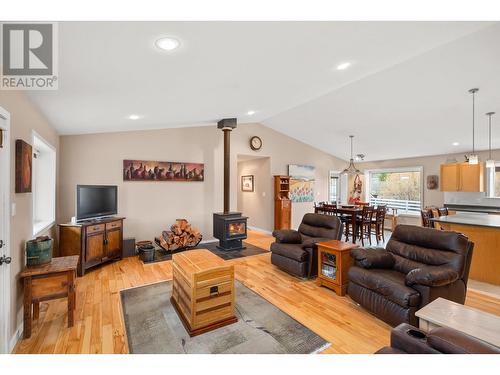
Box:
(317, 240), (359, 296)
(416, 297), (500, 348)
(171, 249), (237, 336)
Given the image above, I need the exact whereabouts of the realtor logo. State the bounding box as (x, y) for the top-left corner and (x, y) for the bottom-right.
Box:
(1, 22), (58, 90)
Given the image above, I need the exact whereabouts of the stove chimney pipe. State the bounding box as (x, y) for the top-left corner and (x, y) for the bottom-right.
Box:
(217, 118), (237, 213)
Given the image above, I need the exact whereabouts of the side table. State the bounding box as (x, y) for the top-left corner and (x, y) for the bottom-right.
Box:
(317, 240), (358, 296)
(20, 255), (79, 339)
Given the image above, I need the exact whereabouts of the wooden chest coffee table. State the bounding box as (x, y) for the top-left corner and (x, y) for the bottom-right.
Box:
(171, 249), (237, 336)
(317, 240), (359, 296)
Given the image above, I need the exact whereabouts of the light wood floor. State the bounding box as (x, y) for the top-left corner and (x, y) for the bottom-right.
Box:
(14, 230), (500, 354)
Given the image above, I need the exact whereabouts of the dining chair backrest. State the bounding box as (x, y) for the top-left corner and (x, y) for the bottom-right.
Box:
(420, 208), (435, 228)
(360, 205), (375, 224)
(375, 205), (387, 222)
(438, 207), (449, 217)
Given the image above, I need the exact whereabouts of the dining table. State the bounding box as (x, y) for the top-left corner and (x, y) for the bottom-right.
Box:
(315, 205), (363, 243)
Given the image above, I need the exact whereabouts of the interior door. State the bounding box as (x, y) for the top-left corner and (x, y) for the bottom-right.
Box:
(0, 109), (11, 353)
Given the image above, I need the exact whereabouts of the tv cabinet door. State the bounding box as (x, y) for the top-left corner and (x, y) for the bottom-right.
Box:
(105, 228), (122, 259)
(86, 232), (104, 266)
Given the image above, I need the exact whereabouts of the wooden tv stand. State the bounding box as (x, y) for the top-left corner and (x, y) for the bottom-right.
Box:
(59, 217), (125, 276)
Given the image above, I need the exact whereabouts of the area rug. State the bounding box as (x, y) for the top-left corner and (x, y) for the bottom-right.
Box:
(142, 241), (268, 264)
(120, 280), (330, 354)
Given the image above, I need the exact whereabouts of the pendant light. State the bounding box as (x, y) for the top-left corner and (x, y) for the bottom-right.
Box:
(468, 88), (479, 165)
(486, 112), (496, 169)
(341, 135), (361, 175)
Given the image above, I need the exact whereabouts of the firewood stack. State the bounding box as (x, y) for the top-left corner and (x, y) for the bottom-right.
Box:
(159, 219), (202, 251)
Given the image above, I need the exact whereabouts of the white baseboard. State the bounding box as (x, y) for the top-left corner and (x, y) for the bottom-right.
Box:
(199, 239), (218, 244)
(8, 322), (22, 353)
(247, 226), (273, 235)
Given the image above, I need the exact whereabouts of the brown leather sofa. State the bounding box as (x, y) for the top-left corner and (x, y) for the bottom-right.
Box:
(376, 323), (500, 354)
(348, 225), (473, 326)
(271, 213), (343, 278)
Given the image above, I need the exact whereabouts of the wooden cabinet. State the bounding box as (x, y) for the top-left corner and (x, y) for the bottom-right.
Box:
(440, 162), (484, 192)
(317, 240), (358, 296)
(59, 217), (125, 276)
(274, 175), (292, 230)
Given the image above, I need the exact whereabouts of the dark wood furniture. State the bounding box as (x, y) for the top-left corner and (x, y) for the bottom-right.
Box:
(59, 217), (125, 276)
(420, 209), (434, 228)
(274, 175), (291, 230)
(356, 205), (375, 246)
(438, 207), (449, 217)
(335, 206), (363, 243)
(372, 205), (387, 243)
(20, 255), (79, 339)
(317, 240), (359, 296)
(171, 249), (237, 336)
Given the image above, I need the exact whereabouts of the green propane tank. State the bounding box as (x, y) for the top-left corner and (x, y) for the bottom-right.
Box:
(26, 236), (53, 267)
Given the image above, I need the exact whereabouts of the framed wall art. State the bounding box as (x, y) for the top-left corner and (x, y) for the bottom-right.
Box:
(241, 175), (254, 192)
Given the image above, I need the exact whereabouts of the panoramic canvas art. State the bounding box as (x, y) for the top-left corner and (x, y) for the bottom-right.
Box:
(123, 160), (204, 181)
(288, 164), (315, 202)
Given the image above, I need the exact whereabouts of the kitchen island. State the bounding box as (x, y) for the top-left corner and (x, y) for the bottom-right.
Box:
(431, 213), (500, 285)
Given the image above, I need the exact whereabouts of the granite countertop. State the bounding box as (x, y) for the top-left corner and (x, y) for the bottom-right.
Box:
(431, 213), (500, 229)
(444, 204), (500, 214)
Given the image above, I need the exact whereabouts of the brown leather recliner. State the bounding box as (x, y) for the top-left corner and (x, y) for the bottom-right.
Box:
(271, 213), (344, 278)
(347, 225), (473, 327)
(376, 323), (500, 354)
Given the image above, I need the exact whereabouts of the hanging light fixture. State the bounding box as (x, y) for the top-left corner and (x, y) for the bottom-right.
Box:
(468, 88), (479, 165)
(486, 112), (496, 169)
(341, 135), (361, 175)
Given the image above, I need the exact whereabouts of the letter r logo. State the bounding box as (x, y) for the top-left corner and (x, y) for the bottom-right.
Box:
(2, 23), (53, 75)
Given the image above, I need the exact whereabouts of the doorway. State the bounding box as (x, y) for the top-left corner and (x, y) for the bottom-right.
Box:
(0, 107), (11, 353)
(237, 155), (272, 232)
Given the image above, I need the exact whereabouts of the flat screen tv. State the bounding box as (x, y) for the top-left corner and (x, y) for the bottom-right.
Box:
(76, 185), (117, 221)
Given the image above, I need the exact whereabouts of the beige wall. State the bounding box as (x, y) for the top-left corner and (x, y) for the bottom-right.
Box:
(59, 123), (346, 241)
(237, 157), (273, 232)
(0, 91), (59, 347)
(350, 149), (500, 225)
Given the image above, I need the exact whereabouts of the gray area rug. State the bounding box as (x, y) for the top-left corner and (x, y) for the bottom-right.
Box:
(121, 280), (331, 354)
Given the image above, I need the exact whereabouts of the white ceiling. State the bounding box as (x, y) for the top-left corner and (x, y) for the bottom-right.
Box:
(26, 21), (498, 161)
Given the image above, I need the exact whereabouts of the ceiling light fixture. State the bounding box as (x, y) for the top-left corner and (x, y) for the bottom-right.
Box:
(452, 142), (460, 146)
(155, 37), (180, 51)
(341, 135), (361, 175)
(468, 88), (479, 165)
(486, 112), (496, 169)
(247, 110), (256, 116)
(336, 62), (351, 70)
(128, 114), (140, 120)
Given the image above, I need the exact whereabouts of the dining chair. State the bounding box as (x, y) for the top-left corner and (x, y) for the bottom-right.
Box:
(356, 205), (375, 246)
(372, 205), (387, 243)
(438, 207), (449, 217)
(420, 208), (435, 228)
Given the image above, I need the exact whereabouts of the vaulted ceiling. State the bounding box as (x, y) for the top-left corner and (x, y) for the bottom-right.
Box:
(25, 21), (499, 161)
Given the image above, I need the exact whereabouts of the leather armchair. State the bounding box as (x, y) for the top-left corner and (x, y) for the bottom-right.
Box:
(376, 323), (500, 354)
(271, 213), (343, 278)
(347, 225), (474, 327)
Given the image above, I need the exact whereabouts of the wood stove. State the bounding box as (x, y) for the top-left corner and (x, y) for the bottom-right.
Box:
(213, 118), (248, 250)
(213, 212), (248, 250)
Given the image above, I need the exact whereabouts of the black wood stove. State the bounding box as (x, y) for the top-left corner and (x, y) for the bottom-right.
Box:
(213, 118), (248, 250)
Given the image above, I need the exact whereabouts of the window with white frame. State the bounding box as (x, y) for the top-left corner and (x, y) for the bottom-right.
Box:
(32, 132), (56, 236)
(329, 171), (340, 202)
(364, 167), (423, 215)
(487, 162), (500, 198)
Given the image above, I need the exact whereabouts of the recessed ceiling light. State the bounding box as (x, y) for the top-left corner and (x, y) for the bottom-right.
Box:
(452, 142), (460, 146)
(247, 110), (256, 116)
(336, 62), (351, 71)
(155, 37), (180, 51)
(128, 114), (140, 120)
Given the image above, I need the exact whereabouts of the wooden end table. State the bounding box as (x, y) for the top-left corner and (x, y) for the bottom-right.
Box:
(20, 255), (79, 339)
(317, 240), (359, 296)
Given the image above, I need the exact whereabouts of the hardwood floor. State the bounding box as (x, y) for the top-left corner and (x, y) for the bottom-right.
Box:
(14, 230), (500, 354)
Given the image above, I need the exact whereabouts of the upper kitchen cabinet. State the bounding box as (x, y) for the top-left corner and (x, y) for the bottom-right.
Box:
(440, 162), (484, 192)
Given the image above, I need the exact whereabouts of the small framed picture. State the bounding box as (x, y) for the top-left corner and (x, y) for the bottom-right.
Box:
(241, 175), (254, 192)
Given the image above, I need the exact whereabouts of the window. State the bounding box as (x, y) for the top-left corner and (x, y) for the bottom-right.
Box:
(364, 167), (423, 215)
(32, 132), (56, 236)
(487, 163), (500, 198)
(329, 172), (340, 202)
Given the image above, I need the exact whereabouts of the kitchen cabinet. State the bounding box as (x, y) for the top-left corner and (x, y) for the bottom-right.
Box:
(440, 162), (484, 192)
